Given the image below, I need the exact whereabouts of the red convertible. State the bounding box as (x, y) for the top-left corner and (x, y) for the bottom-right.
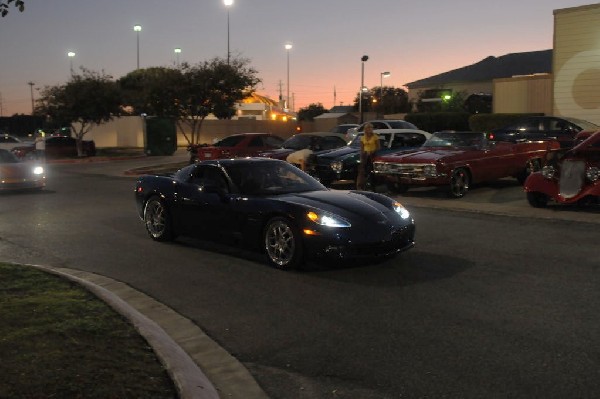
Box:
(373, 131), (560, 198)
(524, 130), (600, 207)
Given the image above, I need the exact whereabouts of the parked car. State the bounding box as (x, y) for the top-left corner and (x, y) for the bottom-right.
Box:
(189, 133), (285, 163)
(524, 130), (600, 207)
(330, 124), (359, 134)
(11, 136), (96, 159)
(257, 132), (347, 167)
(0, 134), (29, 151)
(307, 129), (431, 186)
(373, 131), (561, 198)
(0, 149), (45, 191)
(489, 116), (599, 148)
(135, 158), (415, 269)
(345, 120), (418, 141)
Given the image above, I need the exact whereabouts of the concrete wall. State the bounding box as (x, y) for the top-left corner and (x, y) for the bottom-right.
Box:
(493, 74), (552, 114)
(553, 3), (600, 125)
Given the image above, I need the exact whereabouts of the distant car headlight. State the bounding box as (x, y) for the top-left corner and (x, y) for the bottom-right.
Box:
(33, 166), (44, 175)
(422, 164), (438, 177)
(542, 165), (555, 179)
(307, 211), (351, 227)
(586, 166), (600, 182)
(393, 201), (411, 219)
(331, 161), (343, 172)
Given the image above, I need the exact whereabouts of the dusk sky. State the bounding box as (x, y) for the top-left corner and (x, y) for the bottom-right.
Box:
(0, 0), (592, 116)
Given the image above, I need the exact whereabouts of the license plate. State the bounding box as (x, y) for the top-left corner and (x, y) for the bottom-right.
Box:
(204, 152), (212, 158)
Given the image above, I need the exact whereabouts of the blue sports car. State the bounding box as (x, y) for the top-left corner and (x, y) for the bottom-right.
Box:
(135, 158), (415, 269)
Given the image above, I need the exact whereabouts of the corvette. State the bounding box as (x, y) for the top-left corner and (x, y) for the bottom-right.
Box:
(0, 149), (45, 191)
(134, 158), (415, 269)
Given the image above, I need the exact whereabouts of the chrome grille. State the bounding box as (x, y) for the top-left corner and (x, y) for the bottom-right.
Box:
(374, 162), (428, 176)
(559, 160), (585, 199)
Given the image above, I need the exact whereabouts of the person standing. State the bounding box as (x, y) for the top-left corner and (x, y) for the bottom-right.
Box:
(34, 130), (46, 162)
(356, 123), (380, 190)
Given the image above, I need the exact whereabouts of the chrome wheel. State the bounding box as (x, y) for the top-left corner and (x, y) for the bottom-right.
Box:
(449, 168), (470, 198)
(264, 217), (302, 269)
(144, 197), (174, 241)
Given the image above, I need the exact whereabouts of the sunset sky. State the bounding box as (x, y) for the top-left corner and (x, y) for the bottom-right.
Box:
(0, 0), (592, 116)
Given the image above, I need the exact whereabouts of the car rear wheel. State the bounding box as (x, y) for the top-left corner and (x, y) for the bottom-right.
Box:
(449, 168), (470, 198)
(526, 191), (549, 208)
(144, 196), (175, 241)
(264, 217), (304, 270)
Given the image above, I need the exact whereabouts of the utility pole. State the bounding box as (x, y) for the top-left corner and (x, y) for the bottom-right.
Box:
(28, 81), (35, 114)
(333, 85), (337, 108)
(278, 80), (284, 108)
(0, 91), (3, 117)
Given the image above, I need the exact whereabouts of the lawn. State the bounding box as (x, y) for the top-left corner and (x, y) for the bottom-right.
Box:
(0, 263), (178, 398)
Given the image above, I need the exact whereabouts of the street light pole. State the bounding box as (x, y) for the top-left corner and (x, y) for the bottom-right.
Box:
(224, 0), (233, 64)
(285, 43), (292, 111)
(133, 25), (142, 69)
(67, 51), (76, 75)
(174, 48), (181, 67)
(27, 81), (34, 115)
(359, 55), (369, 124)
(380, 71), (390, 115)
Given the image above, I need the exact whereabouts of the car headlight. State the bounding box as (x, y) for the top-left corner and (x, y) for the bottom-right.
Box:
(586, 166), (600, 182)
(542, 165), (555, 179)
(393, 201), (411, 219)
(422, 164), (438, 177)
(307, 211), (351, 227)
(33, 166), (44, 175)
(331, 161), (343, 172)
(373, 162), (385, 173)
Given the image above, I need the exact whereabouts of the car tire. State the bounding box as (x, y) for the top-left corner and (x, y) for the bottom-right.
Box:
(526, 191), (549, 208)
(264, 216), (304, 270)
(143, 196), (175, 241)
(449, 168), (470, 198)
(386, 182), (409, 194)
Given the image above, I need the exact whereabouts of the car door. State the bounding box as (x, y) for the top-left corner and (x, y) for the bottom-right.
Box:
(546, 118), (578, 148)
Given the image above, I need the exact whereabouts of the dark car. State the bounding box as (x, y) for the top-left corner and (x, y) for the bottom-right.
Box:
(489, 116), (599, 148)
(330, 124), (359, 134)
(373, 131), (560, 198)
(0, 149), (46, 191)
(307, 129), (431, 186)
(134, 158), (415, 269)
(11, 136), (96, 159)
(257, 132), (347, 164)
(524, 130), (600, 207)
(189, 133), (285, 163)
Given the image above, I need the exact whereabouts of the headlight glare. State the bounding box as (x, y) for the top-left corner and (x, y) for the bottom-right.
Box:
(307, 211), (351, 227)
(331, 161), (342, 172)
(586, 166), (600, 182)
(33, 166), (44, 175)
(393, 201), (411, 219)
(542, 165), (555, 179)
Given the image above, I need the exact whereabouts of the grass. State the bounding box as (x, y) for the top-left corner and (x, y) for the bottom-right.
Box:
(0, 263), (178, 398)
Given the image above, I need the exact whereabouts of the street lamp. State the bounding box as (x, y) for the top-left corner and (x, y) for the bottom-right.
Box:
(359, 55), (369, 123)
(224, 0), (233, 64)
(174, 47), (181, 66)
(380, 71), (391, 115)
(67, 51), (76, 75)
(27, 81), (34, 114)
(133, 24), (142, 69)
(285, 43), (292, 111)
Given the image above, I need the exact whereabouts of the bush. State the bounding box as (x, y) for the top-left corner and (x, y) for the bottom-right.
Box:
(468, 113), (544, 132)
(405, 112), (471, 133)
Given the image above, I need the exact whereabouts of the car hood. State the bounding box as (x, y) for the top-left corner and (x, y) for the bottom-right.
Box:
(376, 147), (465, 163)
(317, 146), (359, 161)
(275, 190), (396, 221)
(258, 148), (295, 159)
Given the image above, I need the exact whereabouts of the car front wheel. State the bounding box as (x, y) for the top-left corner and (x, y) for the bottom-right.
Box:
(526, 191), (549, 208)
(143, 196), (175, 241)
(449, 168), (470, 198)
(264, 217), (304, 270)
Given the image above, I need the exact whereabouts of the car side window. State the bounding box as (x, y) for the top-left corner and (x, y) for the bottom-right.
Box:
(248, 136), (264, 147)
(321, 136), (346, 150)
(189, 166), (229, 192)
(265, 136), (285, 148)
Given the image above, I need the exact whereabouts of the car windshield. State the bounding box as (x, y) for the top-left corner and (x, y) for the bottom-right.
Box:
(564, 117), (600, 131)
(423, 132), (485, 148)
(282, 135), (314, 150)
(0, 149), (19, 163)
(223, 161), (326, 195)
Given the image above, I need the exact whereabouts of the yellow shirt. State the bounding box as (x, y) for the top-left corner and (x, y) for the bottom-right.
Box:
(361, 134), (379, 154)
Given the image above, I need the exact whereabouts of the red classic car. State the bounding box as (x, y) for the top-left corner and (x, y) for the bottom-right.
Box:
(189, 133), (285, 163)
(524, 130), (600, 207)
(373, 131), (560, 198)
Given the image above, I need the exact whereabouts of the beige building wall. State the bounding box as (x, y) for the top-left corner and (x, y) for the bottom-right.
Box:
(553, 3), (600, 125)
(493, 74), (552, 114)
(76, 116), (144, 148)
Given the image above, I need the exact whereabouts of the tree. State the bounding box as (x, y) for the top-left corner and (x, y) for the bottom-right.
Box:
(0, 0), (24, 17)
(297, 103), (327, 121)
(119, 57), (260, 146)
(353, 86), (411, 115)
(36, 69), (123, 156)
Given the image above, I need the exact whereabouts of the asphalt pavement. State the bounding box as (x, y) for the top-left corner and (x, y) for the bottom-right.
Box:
(17, 149), (600, 399)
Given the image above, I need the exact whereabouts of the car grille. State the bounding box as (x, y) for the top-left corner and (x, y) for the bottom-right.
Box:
(374, 162), (427, 176)
(344, 225), (415, 257)
(559, 159), (585, 199)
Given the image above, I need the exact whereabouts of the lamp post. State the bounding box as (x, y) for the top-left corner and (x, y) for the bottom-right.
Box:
(27, 81), (34, 115)
(133, 24), (142, 69)
(380, 71), (390, 115)
(285, 43), (292, 111)
(359, 55), (369, 124)
(174, 47), (181, 66)
(224, 0), (233, 64)
(67, 51), (76, 75)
